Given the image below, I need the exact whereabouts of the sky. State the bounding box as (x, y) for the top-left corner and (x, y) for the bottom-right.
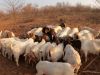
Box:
(0, 0), (99, 11)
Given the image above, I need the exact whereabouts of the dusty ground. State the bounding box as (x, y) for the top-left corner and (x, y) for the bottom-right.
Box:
(0, 24), (100, 75)
(0, 52), (100, 75)
(0, 53), (36, 75)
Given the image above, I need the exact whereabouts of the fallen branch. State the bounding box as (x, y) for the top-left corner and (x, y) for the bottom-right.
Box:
(82, 70), (100, 74)
(83, 56), (98, 70)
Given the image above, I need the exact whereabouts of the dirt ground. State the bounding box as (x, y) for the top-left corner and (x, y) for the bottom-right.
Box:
(0, 24), (100, 75)
(0, 53), (36, 75)
(0, 52), (100, 75)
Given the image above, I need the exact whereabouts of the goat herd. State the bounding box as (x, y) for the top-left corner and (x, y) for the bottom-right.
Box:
(0, 25), (100, 75)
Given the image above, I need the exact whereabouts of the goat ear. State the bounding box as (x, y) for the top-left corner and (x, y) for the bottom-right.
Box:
(0, 30), (2, 33)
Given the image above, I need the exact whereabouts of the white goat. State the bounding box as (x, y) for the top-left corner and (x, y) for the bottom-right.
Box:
(78, 30), (94, 40)
(31, 39), (46, 59)
(63, 44), (81, 73)
(81, 26), (99, 37)
(80, 39), (100, 62)
(25, 42), (38, 56)
(69, 28), (79, 37)
(0, 30), (15, 38)
(48, 43), (64, 62)
(53, 26), (62, 33)
(27, 27), (43, 36)
(58, 27), (71, 37)
(36, 61), (74, 75)
(39, 42), (51, 60)
(0, 38), (16, 59)
(11, 38), (34, 66)
(34, 27), (43, 36)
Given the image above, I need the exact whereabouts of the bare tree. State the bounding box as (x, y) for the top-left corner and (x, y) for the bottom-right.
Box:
(4, 0), (24, 25)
